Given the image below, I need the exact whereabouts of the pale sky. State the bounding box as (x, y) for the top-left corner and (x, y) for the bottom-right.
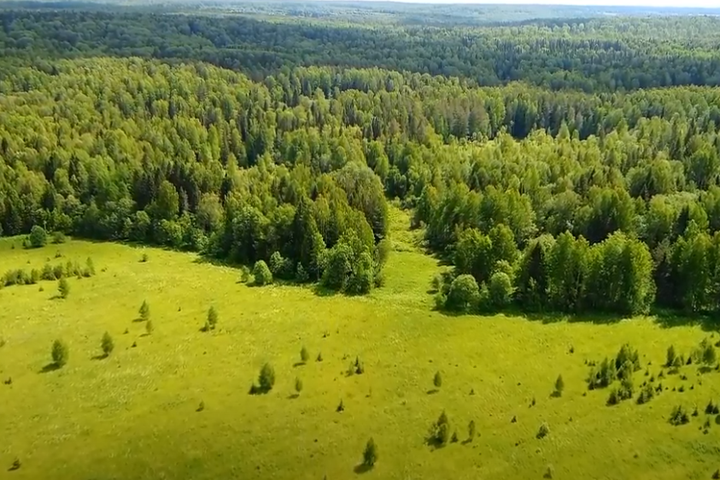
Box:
(348, 0), (720, 8)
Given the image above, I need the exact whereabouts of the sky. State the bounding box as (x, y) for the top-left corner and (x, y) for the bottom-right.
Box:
(346, 0), (720, 8)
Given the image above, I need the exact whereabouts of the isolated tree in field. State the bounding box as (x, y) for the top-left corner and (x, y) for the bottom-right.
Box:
(295, 377), (303, 395)
(253, 260), (273, 286)
(363, 438), (378, 468)
(700, 338), (717, 366)
(51, 339), (69, 367)
(468, 420), (476, 441)
(554, 375), (565, 397)
(146, 320), (154, 335)
(206, 306), (218, 330)
(58, 277), (70, 299)
(139, 300), (150, 321)
(300, 346), (309, 363)
(258, 363), (275, 393)
(666, 345), (676, 367)
(29, 225), (47, 248)
(428, 410), (451, 446)
(101, 332), (114, 356)
(536, 422), (550, 439)
(434, 371), (443, 388)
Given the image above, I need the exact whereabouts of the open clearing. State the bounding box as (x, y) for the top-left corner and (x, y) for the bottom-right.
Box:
(1, 210), (719, 480)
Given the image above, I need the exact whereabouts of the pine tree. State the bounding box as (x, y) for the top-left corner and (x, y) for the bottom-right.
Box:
(52, 339), (69, 367)
(207, 306), (218, 330)
(139, 300), (150, 321)
(554, 374), (565, 396)
(434, 371), (443, 388)
(58, 277), (70, 299)
(101, 332), (114, 356)
(362, 438), (378, 468)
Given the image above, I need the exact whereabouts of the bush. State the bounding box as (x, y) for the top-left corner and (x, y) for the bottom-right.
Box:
(141, 253), (149, 263)
(269, 251), (294, 279)
(607, 388), (620, 406)
(101, 332), (114, 356)
(252, 260), (273, 286)
(295, 377), (303, 394)
(536, 422), (550, 439)
(86, 258), (96, 276)
(445, 274), (479, 312)
(296, 263), (310, 283)
(669, 405), (690, 426)
(239, 266), (251, 283)
(52, 339), (69, 367)
(28, 225), (47, 248)
(706, 400), (720, 415)
(488, 271), (514, 308)
(637, 384), (654, 404)
(666, 345), (676, 367)
(363, 438), (378, 468)
(206, 306), (218, 330)
(53, 265), (64, 279)
(316, 352), (323, 362)
(337, 399), (345, 412)
(428, 410), (451, 446)
(468, 420), (476, 441)
(554, 375), (565, 396)
(258, 363), (275, 393)
(58, 277), (70, 299)
(451, 430), (459, 443)
(587, 357), (616, 389)
(300, 346), (309, 363)
(434, 371), (443, 388)
(52, 231), (66, 244)
(139, 300), (150, 321)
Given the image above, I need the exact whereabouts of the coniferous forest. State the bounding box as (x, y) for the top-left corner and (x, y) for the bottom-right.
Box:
(2, 2), (720, 309)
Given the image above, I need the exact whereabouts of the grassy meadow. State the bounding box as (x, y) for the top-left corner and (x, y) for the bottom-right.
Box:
(1, 210), (720, 480)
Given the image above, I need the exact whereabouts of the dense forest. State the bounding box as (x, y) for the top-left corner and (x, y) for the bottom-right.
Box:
(2, 4), (720, 311)
(2, 10), (720, 91)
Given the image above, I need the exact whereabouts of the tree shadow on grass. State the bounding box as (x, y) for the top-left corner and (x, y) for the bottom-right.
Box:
(91, 354), (108, 361)
(293, 362), (306, 368)
(39, 363), (59, 373)
(287, 393), (299, 399)
(353, 464), (373, 475)
(427, 388), (439, 395)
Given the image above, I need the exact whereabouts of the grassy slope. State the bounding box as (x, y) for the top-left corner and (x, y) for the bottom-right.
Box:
(1, 208), (719, 480)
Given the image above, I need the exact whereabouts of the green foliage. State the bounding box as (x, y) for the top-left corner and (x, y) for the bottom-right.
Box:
(362, 438), (378, 468)
(587, 358), (617, 390)
(536, 422), (550, 439)
(51, 339), (69, 367)
(139, 301), (150, 321)
(445, 274), (480, 312)
(433, 371), (443, 388)
(669, 405), (690, 426)
(637, 384), (655, 405)
(101, 332), (114, 356)
(300, 346), (309, 363)
(52, 231), (67, 244)
(666, 345), (676, 367)
(28, 226), (47, 249)
(487, 272), (514, 309)
(295, 377), (303, 394)
(269, 251), (294, 280)
(467, 420), (476, 441)
(428, 411), (451, 447)
(252, 261), (273, 286)
(206, 306), (218, 330)
(58, 277), (70, 299)
(554, 375), (565, 396)
(258, 363), (276, 393)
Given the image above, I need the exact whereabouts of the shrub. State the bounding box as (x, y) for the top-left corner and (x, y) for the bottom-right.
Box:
(269, 251), (294, 279)
(52, 265), (64, 279)
(52, 339), (69, 367)
(713, 469), (720, 480)
(468, 420), (476, 441)
(607, 388), (620, 406)
(296, 263), (310, 282)
(316, 352), (323, 362)
(428, 411), (451, 446)
(536, 422), (550, 439)
(86, 258), (96, 276)
(363, 438), (378, 468)
(58, 277), (70, 299)
(145, 320), (154, 335)
(206, 306), (218, 330)
(698, 338), (717, 366)
(637, 384), (654, 404)
(706, 400), (720, 415)
(28, 225), (47, 248)
(587, 357), (616, 389)
(669, 405), (690, 426)
(618, 376), (634, 400)
(258, 363), (275, 393)
(101, 332), (114, 356)
(554, 375), (565, 397)
(666, 345), (676, 367)
(337, 399), (345, 412)
(445, 274), (480, 312)
(434, 371), (443, 388)
(295, 377), (303, 394)
(252, 260), (273, 286)
(52, 231), (66, 244)
(141, 253), (149, 263)
(300, 346), (309, 363)
(544, 465), (555, 479)
(451, 430), (459, 443)
(488, 271), (514, 308)
(139, 300), (150, 321)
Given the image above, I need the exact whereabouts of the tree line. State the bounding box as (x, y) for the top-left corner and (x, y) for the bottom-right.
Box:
(1, 10), (720, 91)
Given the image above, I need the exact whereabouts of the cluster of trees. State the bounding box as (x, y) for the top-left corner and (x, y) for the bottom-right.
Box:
(1, 10), (720, 91)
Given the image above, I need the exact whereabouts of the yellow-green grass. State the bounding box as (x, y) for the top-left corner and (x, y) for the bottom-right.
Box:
(1, 211), (719, 480)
